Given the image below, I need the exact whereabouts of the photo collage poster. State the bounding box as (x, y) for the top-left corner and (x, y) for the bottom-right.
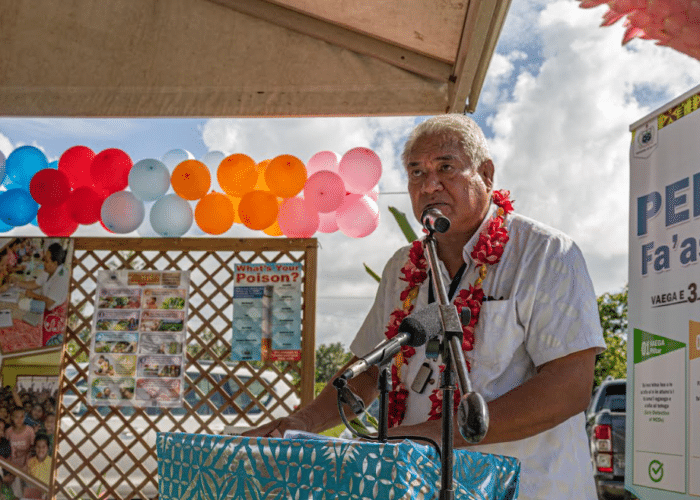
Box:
(231, 263), (302, 362)
(88, 270), (190, 408)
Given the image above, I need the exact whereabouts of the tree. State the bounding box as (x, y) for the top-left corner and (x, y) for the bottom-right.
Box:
(595, 286), (628, 386)
(315, 342), (353, 384)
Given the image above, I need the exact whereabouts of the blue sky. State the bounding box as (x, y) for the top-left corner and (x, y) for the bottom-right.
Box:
(2, 0), (700, 347)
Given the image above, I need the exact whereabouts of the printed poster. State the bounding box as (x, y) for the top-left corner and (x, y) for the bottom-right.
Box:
(628, 85), (700, 499)
(88, 270), (190, 408)
(231, 263), (302, 362)
(0, 237), (73, 498)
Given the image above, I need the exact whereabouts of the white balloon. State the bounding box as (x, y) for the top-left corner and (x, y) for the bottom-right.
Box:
(101, 191), (145, 234)
(160, 149), (194, 173)
(128, 159), (170, 201)
(200, 151), (226, 193)
(150, 193), (193, 237)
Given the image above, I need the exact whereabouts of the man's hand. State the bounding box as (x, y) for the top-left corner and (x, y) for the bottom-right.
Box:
(241, 413), (312, 438)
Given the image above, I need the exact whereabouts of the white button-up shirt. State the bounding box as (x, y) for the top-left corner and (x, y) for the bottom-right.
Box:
(350, 205), (606, 500)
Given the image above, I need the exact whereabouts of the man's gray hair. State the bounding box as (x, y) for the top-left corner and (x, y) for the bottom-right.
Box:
(401, 114), (492, 169)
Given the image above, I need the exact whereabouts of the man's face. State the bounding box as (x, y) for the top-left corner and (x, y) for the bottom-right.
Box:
(406, 133), (493, 239)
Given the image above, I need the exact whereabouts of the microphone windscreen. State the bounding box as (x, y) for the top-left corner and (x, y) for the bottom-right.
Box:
(397, 317), (428, 347)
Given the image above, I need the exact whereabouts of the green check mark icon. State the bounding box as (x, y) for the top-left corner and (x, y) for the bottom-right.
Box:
(648, 460), (663, 483)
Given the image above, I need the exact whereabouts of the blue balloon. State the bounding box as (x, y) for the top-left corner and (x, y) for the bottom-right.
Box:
(48, 160), (58, 169)
(5, 146), (48, 188)
(0, 188), (39, 226)
(0, 219), (13, 233)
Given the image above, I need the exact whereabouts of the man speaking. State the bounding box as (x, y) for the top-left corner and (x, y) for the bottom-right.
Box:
(246, 114), (606, 499)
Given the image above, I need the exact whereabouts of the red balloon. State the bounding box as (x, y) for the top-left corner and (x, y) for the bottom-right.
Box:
(68, 186), (105, 225)
(91, 148), (133, 194)
(29, 169), (71, 207)
(37, 202), (78, 236)
(58, 146), (96, 189)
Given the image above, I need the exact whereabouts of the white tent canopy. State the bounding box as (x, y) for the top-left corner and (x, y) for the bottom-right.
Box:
(0, 0), (511, 117)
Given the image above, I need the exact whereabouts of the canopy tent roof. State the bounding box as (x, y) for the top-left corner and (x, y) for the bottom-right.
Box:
(0, 0), (512, 117)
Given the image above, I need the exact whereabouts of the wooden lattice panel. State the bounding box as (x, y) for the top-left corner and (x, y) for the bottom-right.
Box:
(53, 238), (317, 500)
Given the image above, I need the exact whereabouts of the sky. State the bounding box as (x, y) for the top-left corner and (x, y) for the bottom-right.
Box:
(1, 0), (700, 349)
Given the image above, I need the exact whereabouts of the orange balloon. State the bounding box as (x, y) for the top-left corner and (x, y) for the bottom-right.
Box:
(195, 192), (235, 235)
(227, 195), (242, 224)
(254, 159), (271, 191)
(263, 220), (283, 236)
(239, 190), (279, 230)
(217, 154), (257, 197)
(171, 160), (211, 200)
(265, 155), (307, 198)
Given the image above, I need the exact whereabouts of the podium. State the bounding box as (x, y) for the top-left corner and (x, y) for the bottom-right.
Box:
(157, 432), (520, 499)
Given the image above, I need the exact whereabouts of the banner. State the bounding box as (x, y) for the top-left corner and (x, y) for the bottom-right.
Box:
(88, 270), (190, 408)
(0, 237), (73, 499)
(629, 85), (700, 499)
(231, 263), (302, 362)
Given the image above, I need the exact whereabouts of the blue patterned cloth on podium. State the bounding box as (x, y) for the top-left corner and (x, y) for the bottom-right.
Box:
(157, 432), (520, 499)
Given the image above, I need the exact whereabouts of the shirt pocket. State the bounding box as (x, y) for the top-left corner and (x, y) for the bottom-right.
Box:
(466, 299), (525, 375)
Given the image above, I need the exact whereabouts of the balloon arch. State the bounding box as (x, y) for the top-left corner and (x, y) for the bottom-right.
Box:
(0, 146), (382, 239)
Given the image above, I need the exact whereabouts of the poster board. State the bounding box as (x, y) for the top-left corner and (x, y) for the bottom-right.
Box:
(231, 263), (302, 362)
(628, 85), (700, 499)
(87, 270), (190, 408)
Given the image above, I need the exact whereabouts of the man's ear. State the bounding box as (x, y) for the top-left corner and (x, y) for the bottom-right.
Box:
(479, 159), (494, 190)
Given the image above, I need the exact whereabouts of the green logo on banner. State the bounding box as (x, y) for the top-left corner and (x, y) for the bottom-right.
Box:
(634, 328), (686, 364)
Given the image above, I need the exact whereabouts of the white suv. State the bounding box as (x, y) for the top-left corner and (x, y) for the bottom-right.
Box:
(58, 363), (299, 499)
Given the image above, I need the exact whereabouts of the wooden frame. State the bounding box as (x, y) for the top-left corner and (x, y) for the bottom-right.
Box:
(52, 237), (317, 499)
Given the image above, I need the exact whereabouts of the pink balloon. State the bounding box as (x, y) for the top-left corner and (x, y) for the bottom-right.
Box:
(338, 147), (381, 195)
(277, 197), (320, 238)
(303, 171), (345, 213)
(318, 211), (338, 233)
(367, 184), (379, 202)
(306, 151), (340, 175)
(336, 194), (380, 238)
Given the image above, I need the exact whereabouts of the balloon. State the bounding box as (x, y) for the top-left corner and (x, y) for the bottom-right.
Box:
(201, 151), (226, 170)
(0, 189), (38, 226)
(277, 197), (319, 238)
(254, 159), (271, 191)
(171, 160), (210, 200)
(194, 192), (234, 235)
(37, 201), (79, 236)
(336, 194), (380, 238)
(5, 146), (48, 188)
(238, 190), (278, 230)
(303, 171), (345, 213)
(101, 191), (145, 233)
(0, 150), (6, 185)
(0, 219), (13, 233)
(161, 149), (194, 173)
(48, 160), (58, 169)
(58, 146), (96, 189)
(68, 186), (105, 225)
(217, 154), (257, 197)
(150, 194), (193, 237)
(136, 201), (158, 237)
(128, 159), (170, 201)
(263, 221), (283, 237)
(338, 147), (382, 195)
(306, 151), (340, 175)
(368, 184), (379, 202)
(226, 195), (243, 224)
(265, 155), (307, 198)
(29, 169), (71, 207)
(318, 211), (339, 233)
(91, 148), (133, 194)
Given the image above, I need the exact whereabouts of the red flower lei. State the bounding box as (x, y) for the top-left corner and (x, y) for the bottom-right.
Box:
(386, 190), (513, 428)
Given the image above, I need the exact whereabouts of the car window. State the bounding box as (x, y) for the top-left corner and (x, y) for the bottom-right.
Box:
(604, 395), (626, 412)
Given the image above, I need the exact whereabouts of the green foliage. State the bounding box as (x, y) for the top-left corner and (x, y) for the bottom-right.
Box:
(315, 342), (353, 383)
(595, 286), (629, 386)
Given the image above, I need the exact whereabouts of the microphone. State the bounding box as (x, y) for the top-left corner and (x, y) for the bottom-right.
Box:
(336, 319), (428, 383)
(421, 207), (451, 233)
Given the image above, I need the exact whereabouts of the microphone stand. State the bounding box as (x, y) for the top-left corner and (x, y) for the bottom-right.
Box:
(377, 360), (391, 443)
(423, 230), (467, 500)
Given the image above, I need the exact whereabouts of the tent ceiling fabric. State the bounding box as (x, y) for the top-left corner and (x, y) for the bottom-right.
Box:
(0, 0), (511, 117)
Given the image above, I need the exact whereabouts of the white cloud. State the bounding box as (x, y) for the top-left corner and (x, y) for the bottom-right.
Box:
(482, 0), (700, 294)
(0, 133), (12, 158)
